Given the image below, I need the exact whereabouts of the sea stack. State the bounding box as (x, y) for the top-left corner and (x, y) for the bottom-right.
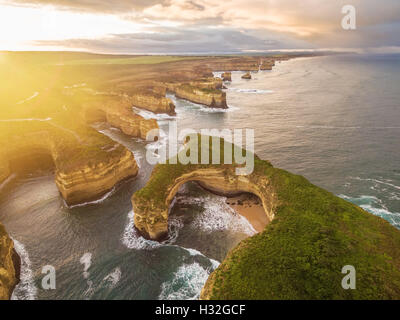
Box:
(241, 72), (252, 79)
(222, 72), (232, 82)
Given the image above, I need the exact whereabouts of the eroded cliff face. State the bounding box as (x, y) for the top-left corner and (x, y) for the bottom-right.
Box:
(133, 166), (276, 240)
(165, 78), (228, 109)
(0, 120), (139, 206)
(0, 223), (20, 300)
(79, 93), (159, 140)
(222, 72), (232, 82)
(130, 93), (176, 115)
(132, 137), (276, 240)
(55, 146), (138, 206)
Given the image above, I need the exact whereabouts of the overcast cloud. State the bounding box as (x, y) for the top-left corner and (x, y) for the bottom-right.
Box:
(1, 0), (400, 53)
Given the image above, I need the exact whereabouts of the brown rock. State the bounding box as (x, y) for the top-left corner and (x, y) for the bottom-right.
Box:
(241, 72), (252, 80)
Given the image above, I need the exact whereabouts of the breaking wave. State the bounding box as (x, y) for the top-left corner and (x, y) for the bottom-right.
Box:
(339, 194), (400, 228)
(228, 88), (274, 94)
(176, 194), (256, 235)
(103, 267), (122, 288)
(158, 262), (212, 300)
(11, 239), (37, 300)
(132, 107), (176, 120)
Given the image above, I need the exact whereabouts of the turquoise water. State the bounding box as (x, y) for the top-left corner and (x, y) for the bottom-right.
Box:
(0, 54), (399, 299)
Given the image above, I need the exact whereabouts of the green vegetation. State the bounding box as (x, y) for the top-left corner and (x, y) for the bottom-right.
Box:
(134, 135), (400, 299)
(205, 164), (400, 299)
(134, 135), (257, 207)
(59, 56), (196, 66)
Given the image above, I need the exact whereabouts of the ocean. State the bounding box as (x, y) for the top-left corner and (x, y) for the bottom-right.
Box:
(1, 53), (399, 299)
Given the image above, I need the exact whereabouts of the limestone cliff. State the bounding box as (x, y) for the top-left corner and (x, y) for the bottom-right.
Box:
(0, 120), (139, 206)
(130, 93), (176, 116)
(167, 82), (227, 109)
(222, 72), (232, 82)
(0, 223), (20, 300)
(81, 93), (159, 140)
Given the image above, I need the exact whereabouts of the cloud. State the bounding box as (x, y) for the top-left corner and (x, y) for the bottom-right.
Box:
(1, 0), (165, 13)
(3, 0), (400, 52)
(33, 26), (313, 54)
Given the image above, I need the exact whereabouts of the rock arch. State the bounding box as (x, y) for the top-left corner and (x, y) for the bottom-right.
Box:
(133, 163), (277, 240)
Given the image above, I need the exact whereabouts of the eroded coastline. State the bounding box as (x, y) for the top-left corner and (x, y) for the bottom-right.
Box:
(4, 53), (399, 300)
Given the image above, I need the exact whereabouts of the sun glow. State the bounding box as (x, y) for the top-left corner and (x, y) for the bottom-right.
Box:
(0, 4), (147, 50)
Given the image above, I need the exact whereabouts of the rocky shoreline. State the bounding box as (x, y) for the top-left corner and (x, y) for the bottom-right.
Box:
(0, 53), (327, 299)
(0, 223), (20, 300)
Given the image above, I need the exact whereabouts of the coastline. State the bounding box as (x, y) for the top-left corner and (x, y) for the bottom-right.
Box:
(226, 193), (269, 233)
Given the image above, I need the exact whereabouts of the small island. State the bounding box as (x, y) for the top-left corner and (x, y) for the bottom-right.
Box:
(241, 72), (252, 80)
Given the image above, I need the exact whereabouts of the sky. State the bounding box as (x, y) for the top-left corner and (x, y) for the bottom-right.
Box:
(0, 0), (399, 54)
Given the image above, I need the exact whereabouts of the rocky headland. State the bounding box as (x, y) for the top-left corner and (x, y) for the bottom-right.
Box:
(133, 135), (400, 299)
(0, 119), (139, 206)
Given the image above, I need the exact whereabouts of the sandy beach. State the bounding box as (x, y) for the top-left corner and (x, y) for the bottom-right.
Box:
(226, 193), (269, 233)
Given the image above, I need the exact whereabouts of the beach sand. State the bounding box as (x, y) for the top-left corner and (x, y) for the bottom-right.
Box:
(226, 193), (269, 233)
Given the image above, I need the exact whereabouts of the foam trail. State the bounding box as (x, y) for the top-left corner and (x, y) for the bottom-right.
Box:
(103, 267), (122, 288)
(11, 239), (38, 300)
(16, 92), (39, 105)
(158, 262), (212, 300)
(132, 107), (176, 120)
(66, 185), (117, 209)
(80, 252), (92, 279)
(0, 117), (51, 122)
(0, 173), (16, 192)
(228, 88), (274, 94)
(350, 177), (400, 191)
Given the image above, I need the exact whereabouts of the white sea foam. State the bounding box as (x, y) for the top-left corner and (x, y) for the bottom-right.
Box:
(350, 176), (400, 191)
(103, 267), (122, 288)
(158, 262), (211, 300)
(80, 252), (92, 279)
(11, 239), (38, 300)
(339, 194), (400, 227)
(182, 247), (220, 269)
(16, 92), (39, 105)
(167, 93), (239, 113)
(0, 117), (52, 122)
(122, 210), (163, 250)
(228, 88), (274, 94)
(132, 107), (176, 120)
(66, 186), (117, 209)
(63, 83), (87, 89)
(0, 173), (16, 192)
(122, 210), (185, 250)
(176, 195), (256, 235)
